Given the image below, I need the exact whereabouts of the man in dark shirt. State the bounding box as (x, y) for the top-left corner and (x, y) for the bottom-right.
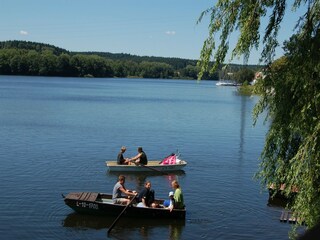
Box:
(129, 147), (148, 165)
(117, 146), (129, 165)
(137, 181), (156, 208)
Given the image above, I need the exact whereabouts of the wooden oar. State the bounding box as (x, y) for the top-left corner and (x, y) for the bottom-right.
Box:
(137, 163), (168, 175)
(107, 195), (136, 235)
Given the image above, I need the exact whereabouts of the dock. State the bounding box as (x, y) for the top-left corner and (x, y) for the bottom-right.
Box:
(280, 210), (304, 224)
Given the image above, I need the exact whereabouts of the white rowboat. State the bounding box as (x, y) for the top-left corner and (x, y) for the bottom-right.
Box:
(105, 160), (187, 172)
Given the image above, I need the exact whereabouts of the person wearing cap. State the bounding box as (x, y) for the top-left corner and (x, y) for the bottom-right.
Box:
(136, 181), (157, 208)
(117, 146), (130, 165)
(129, 147), (148, 165)
(163, 191), (175, 209)
(169, 180), (184, 211)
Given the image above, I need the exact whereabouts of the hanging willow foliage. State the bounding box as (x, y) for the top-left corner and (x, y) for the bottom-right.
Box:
(198, 0), (320, 235)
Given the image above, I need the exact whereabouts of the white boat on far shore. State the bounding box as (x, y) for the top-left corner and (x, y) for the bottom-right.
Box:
(216, 80), (241, 86)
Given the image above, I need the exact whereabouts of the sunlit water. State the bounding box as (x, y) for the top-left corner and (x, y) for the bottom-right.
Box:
(0, 76), (293, 239)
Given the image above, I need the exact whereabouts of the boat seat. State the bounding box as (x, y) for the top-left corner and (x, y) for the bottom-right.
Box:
(101, 198), (114, 204)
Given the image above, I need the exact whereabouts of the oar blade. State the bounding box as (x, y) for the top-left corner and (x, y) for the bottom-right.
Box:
(107, 195), (136, 235)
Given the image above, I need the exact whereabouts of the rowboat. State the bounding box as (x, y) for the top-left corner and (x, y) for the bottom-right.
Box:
(106, 160), (187, 172)
(63, 192), (186, 219)
(106, 153), (187, 172)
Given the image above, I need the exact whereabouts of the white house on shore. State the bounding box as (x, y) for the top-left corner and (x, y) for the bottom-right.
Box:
(252, 71), (264, 85)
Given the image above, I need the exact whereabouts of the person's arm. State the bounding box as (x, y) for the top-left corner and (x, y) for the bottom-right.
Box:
(119, 186), (136, 197)
(169, 195), (178, 212)
(139, 189), (149, 207)
(117, 153), (122, 164)
(129, 153), (142, 162)
(141, 198), (148, 207)
(124, 158), (130, 164)
(169, 204), (174, 212)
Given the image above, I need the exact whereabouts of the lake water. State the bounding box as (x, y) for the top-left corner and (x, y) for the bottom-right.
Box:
(0, 76), (293, 239)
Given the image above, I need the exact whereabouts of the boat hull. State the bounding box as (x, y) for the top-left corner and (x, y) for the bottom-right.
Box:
(106, 160), (187, 172)
(216, 81), (241, 86)
(63, 192), (186, 219)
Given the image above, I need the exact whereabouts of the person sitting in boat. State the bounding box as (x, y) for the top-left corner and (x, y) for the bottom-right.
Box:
(112, 175), (137, 205)
(129, 147), (148, 165)
(163, 191), (175, 209)
(169, 180), (185, 212)
(117, 146), (130, 165)
(136, 181), (157, 208)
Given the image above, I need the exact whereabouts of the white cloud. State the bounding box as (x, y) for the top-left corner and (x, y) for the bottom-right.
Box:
(165, 31), (176, 35)
(20, 30), (28, 35)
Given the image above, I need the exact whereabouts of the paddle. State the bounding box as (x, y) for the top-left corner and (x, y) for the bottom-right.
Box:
(137, 163), (168, 175)
(107, 195), (136, 235)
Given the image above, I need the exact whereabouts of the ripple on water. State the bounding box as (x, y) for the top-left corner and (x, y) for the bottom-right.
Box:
(0, 77), (293, 240)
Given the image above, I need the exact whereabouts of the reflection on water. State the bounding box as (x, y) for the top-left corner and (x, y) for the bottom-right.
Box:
(63, 212), (185, 238)
(106, 171), (185, 190)
(0, 76), (292, 239)
(238, 96), (247, 164)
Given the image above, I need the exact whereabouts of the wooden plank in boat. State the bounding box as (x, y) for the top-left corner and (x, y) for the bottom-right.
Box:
(65, 192), (83, 200)
(79, 192), (98, 201)
(66, 192), (98, 202)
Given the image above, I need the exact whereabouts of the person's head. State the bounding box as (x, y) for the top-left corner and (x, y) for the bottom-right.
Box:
(121, 146), (126, 153)
(171, 180), (180, 189)
(145, 181), (151, 189)
(138, 147), (143, 153)
(169, 191), (174, 198)
(118, 175), (126, 184)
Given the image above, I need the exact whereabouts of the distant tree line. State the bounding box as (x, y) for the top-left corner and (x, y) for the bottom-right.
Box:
(0, 40), (258, 80)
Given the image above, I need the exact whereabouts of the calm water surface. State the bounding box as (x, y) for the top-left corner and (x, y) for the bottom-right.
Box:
(0, 76), (293, 239)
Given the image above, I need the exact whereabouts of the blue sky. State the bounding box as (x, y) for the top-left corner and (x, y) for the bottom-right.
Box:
(0, 0), (306, 64)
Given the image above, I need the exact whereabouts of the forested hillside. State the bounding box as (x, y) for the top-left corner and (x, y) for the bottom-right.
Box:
(0, 40), (258, 79)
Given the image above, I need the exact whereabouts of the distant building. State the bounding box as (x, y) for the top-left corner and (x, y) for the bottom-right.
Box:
(252, 71), (264, 85)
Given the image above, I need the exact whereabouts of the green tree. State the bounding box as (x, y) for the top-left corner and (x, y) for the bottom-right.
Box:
(197, 0), (320, 235)
(27, 50), (40, 75)
(234, 68), (255, 84)
(39, 50), (58, 76)
(10, 54), (28, 74)
(181, 64), (198, 79)
(139, 61), (174, 79)
(124, 60), (139, 77)
(70, 54), (87, 77)
(57, 53), (72, 76)
(0, 49), (15, 74)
